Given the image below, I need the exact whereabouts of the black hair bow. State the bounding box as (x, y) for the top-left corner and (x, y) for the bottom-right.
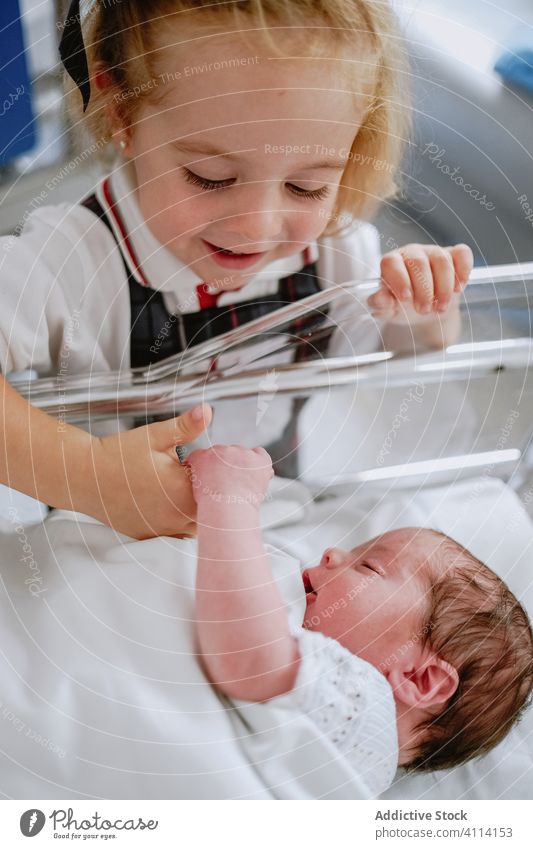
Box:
(58, 0), (91, 111)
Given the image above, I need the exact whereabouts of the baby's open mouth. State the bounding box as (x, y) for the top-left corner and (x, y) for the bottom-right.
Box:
(302, 570), (317, 599)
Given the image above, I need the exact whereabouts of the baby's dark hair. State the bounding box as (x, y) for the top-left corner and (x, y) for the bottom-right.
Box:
(406, 531), (533, 773)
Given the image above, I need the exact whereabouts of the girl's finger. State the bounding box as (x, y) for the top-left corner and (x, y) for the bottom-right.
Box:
(400, 249), (434, 313)
(368, 287), (396, 308)
(380, 252), (412, 302)
(367, 288), (398, 321)
(448, 244), (474, 291)
(428, 248), (455, 312)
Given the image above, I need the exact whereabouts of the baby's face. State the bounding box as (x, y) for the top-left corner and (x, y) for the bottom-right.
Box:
(303, 528), (439, 672)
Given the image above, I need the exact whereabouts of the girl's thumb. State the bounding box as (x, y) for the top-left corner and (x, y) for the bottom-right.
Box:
(149, 403), (213, 450)
(175, 403), (212, 443)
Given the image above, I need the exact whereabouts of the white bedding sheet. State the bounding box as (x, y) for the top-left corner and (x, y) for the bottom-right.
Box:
(1, 474), (531, 799)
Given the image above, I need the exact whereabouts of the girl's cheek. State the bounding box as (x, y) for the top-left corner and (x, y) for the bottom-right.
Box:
(302, 203), (335, 240)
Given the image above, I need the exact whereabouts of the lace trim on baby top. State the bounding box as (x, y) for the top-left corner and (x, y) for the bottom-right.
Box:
(290, 627), (399, 797)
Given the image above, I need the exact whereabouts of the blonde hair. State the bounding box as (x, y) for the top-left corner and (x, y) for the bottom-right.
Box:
(66, 0), (411, 228)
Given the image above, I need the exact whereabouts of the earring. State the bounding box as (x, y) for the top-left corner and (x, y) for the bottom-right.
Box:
(119, 139), (127, 151)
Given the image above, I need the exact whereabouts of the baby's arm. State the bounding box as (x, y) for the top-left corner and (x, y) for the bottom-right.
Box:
(188, 446), (300, 702)
(0, 374), (210, 538)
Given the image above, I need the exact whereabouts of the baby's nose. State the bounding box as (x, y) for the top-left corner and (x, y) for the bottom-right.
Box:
(320, 548), (347, 569)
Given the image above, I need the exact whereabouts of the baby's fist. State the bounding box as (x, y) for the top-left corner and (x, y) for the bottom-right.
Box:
(186, 445), (274, 508)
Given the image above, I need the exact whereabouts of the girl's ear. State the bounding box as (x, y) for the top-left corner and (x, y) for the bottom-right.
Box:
(93, 65), (133, 155)
(386, 655), (459, 710)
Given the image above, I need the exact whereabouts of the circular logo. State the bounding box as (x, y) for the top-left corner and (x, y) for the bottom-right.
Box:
(20, 809), (46, 837)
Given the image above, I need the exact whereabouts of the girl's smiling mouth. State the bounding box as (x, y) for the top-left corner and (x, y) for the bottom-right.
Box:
(202, 239), (269, 269)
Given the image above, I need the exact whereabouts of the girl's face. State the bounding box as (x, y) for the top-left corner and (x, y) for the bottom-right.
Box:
(121, 30), (367, 290)
(303, 529), (436, 674)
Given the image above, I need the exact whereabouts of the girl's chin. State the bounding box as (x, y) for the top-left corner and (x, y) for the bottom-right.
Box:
(199, 268), (256, 290)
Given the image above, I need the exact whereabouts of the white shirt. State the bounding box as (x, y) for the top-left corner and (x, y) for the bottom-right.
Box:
(258, 626), (399, 797)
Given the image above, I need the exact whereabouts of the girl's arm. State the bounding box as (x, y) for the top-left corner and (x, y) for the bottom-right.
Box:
(0, 374), (92, 508)
(0, 375), (210, 538)
(188, 446), (300, 702)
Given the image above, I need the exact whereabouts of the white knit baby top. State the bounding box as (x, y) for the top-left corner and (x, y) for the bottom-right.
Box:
(285, 626), (399, 796)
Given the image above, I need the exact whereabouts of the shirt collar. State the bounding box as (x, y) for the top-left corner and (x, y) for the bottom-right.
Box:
(95, 162), (318, 313)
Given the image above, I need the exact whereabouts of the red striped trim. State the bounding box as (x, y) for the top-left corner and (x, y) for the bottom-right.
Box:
(102, 177), (150, 287)
(287, 274), (304, 332)
(229, 305), (239, 329)
(196, 283), (222, 310)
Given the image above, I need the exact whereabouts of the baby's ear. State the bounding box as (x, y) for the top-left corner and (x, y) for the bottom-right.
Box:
(386, 655), (459, 710)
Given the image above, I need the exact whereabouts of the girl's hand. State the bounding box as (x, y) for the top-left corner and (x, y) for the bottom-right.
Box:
(80, 404), (212, 539)
(187, 445), (274, 509)
(368, 243), (473, 324)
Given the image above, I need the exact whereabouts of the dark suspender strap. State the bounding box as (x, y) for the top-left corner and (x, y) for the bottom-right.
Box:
(81, 194), (328, 368)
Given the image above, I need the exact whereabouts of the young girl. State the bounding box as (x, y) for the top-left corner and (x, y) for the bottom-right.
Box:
(0, 0), (472, 538)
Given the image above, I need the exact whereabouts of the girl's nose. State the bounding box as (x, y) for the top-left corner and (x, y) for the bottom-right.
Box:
(228, 209), (282, 244)
(226, 186), (283, 244)
(320, 548), (347, 570)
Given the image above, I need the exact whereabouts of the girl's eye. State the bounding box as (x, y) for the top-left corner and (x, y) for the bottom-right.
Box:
(183, 168), (331, 201)
(287, 184), (331, 201)
(182, 168), (234, 191)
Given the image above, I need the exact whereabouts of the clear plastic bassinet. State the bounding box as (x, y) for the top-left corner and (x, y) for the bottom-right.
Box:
(11, 261), (533, 496)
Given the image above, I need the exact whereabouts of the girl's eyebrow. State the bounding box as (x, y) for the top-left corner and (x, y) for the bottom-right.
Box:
(173, 140), (256, 160)
(173, 140), (346, 170)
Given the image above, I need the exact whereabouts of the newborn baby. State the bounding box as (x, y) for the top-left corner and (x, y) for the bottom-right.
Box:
(188, 445), (533, 796)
